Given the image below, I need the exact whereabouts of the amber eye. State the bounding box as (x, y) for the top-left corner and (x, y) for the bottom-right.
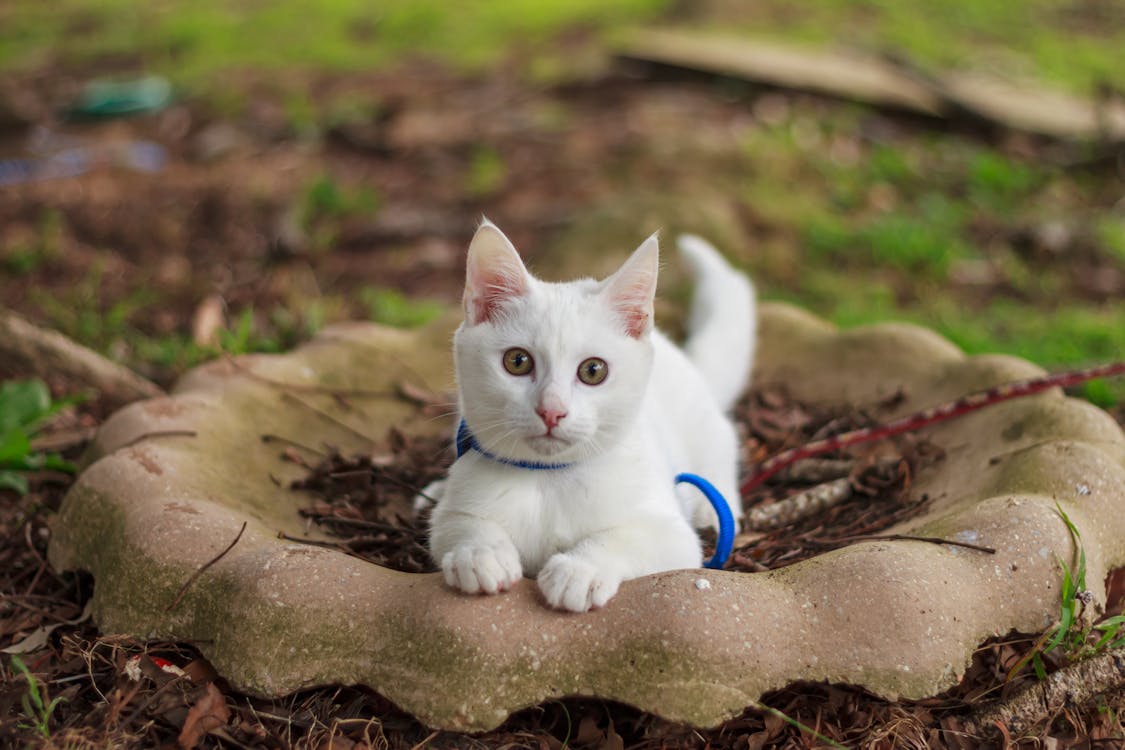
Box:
(503, 347), (535, 376)
(577, 357), (609, 385)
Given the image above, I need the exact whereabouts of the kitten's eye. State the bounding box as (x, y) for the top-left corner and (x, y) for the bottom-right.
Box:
(577, 357), (608, 385)
(503, 347), (535, 376)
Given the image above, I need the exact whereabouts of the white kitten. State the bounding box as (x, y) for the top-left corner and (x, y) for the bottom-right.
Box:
(425, 220), (755, 612)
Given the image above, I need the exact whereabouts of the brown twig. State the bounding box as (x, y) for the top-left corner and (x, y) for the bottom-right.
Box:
(276, 532), (348, 550)
(742, 361), (1125, 496)
(260, 433), (326, 457)
(116, 430), (198, 452)
(166, 522), (248, 612)
(834, 533), (996, 554)
(279, 391), (378, 445)
(302, 515), (410, 535)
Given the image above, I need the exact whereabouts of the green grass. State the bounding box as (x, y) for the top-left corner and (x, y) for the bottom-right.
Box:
(465, 146), (508, 199)
(788, 266), (1125, 401)
(6, 0), (1119, 95)
(727, 91), (1124, 402)
(0, 210), (65, 277)
(300, 174), (381, 252)
(10, 654), (67, 738)
(802, 198), (973, 276)
(677, 0), (1125, 92)
(360, 288), (444, 329)
(0, 0), (670, 85)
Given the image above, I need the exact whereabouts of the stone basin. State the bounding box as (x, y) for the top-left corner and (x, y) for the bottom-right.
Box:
(48, 302), (1125, 732)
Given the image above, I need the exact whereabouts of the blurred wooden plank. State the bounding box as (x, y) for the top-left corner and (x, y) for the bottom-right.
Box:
(616, 29), (1125, 142)
(943, 73), (1125, 141)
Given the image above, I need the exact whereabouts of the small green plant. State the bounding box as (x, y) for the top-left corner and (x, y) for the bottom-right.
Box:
(216, 308), (281, 356)
(2, 209), (65, 275)
(465, 145), (507, 198)
(360, 287), (443, 329)
(1009, 504), (1124, 681)
(1091, 615), (1125, 651)
(301, 175), (380, 227)
(0, 379), (77, 495)
(1039, 505), (1088, 663)
(966, 150), (1039, 211)
(10, 654), (67, 738)
(299, 175), (381, 252)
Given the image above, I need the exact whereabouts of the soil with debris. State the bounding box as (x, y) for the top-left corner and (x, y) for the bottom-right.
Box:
(3, 386), (1123, 749)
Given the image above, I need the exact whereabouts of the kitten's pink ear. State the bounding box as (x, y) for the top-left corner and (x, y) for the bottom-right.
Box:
(463, 220), (530, 325)
(602, 234), (659, 339)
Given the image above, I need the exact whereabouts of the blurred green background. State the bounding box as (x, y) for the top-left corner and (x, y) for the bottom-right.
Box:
(1, 0), (1122, 402)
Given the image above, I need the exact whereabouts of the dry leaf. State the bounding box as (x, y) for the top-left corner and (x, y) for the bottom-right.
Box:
(599, 722), (624, 750)
(183, 658), (219, 684)
(178, 682), (230, 749)
(574, 715), (603, 744)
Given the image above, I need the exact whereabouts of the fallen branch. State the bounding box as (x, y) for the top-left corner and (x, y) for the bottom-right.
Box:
(742, 361), (1125, 496)
(747, 478), (853, 531)
(834, 533), (996, 554)
(0, 309), (164, 407)
(964, 649), (1125, 738)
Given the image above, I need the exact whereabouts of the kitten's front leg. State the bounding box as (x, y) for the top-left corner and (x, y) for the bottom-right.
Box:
(430, 512), (523, 595)
(537, 514), (701, 612)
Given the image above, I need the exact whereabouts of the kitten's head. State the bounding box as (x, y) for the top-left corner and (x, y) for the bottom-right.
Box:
(454, 220), (658, 463)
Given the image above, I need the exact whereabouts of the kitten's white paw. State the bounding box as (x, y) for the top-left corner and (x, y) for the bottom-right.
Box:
(537, 553), (621, 612)
(413, 478), (446, 517)
(441, 541), (522, 595)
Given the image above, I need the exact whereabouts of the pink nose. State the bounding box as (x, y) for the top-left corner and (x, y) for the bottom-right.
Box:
(536, 407), (567, 429)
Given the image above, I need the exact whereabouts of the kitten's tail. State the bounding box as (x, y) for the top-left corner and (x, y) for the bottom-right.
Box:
(677, 235), (757, 412)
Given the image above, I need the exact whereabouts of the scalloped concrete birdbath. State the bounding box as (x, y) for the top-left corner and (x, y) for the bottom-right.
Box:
(48, 302), (1125, 731)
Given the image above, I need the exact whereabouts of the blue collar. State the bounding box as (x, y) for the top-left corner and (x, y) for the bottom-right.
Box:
(456, 419), (575, 471)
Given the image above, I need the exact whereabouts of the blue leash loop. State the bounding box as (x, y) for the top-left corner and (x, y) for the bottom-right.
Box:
(676, 473), (735, 570)
(455, 419), (736, 569)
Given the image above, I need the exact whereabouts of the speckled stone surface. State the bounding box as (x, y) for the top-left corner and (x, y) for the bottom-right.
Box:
(48, 303), (1125, 731)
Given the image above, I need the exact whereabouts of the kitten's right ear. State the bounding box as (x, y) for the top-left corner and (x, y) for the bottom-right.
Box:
(463, 220), (530, 325)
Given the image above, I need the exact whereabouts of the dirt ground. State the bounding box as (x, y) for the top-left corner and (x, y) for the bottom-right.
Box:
(2, 48), (1125, 748)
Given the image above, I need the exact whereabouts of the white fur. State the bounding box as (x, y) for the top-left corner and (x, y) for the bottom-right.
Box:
(425, 221), (755, 612)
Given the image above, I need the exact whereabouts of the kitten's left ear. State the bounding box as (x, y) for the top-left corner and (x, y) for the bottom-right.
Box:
(602, 233), (659, 339)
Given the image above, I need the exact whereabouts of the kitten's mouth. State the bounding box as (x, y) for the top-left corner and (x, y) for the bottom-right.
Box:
(527, 434), (572, 455)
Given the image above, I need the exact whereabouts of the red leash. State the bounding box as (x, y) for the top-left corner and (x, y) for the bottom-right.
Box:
(741, 361), (1125, 496)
